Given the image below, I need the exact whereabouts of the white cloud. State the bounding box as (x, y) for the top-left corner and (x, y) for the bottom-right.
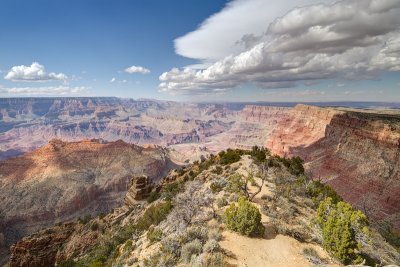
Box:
(160, 0), (400, 95)
(125, 65), (150, 74)
(110, 77), (116, 83)
(175, 0), (333, 62)
(4, 62), (68, 82)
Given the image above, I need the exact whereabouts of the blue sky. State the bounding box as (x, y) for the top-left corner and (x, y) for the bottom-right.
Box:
(0, 0), (399, 102)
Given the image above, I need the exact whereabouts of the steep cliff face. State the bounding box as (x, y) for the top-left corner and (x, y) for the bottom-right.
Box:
(267, 105), (400, 226)
(240, 105), (290, 123)
(220, 105), (291, 150)
(266, 104), (341, 156)
(0, 139), (171, 255)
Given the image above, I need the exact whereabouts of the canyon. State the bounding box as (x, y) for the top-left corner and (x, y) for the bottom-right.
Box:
(0, 138), (171, 262)
(0, 97), (399, 264)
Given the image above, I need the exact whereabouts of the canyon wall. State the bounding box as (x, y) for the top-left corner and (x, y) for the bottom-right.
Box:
(0, 139), (171, 257)
(0, 98), (235, 160)
(267, 105), (400, 227)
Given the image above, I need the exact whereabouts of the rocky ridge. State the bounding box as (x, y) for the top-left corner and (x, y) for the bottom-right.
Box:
(0, 139), (172, 263)
(6, 152), (400, 266)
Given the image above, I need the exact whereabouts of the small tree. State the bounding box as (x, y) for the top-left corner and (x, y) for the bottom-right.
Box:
(227, 164), (267, 201)
(317, 197), (369, 265)
(224, 197), (264, 237)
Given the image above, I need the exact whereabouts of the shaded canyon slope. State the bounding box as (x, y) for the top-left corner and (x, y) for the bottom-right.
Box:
(0, 138), (172, 261)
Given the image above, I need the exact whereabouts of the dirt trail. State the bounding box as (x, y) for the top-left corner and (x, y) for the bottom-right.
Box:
(219, 156), (340, 267)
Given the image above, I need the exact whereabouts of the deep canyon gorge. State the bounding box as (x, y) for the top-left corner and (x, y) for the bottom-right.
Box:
(0, 97), (399, 264)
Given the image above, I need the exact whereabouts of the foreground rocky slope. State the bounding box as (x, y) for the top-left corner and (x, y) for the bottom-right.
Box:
(7, 150), (400, 266)
(0, 139), (172, 262)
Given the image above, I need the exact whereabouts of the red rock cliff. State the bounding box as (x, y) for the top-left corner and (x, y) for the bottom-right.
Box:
(267, 105), (400, 227)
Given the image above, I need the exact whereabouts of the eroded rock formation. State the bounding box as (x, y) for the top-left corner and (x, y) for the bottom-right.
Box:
(0, 139), (171, 259)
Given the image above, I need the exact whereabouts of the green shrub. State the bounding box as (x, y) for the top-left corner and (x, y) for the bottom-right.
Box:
(161, 235), (181, 257)
(146, 190), (160, 203)
(218, 149), (243, 165)
(227, 173), (246, 194)
(203, 252), (226, 267)
(317, 197), (369, 264)
(161, 181), (184, 201)
(203, 239), (220, 253)
(249, 146), (269, 163)
(212, 165), (223, 175)
(147, 228), (163, 243)
(208, 228), (222, 241)
(135, 201), (173, 231)
(180, 239), (202, 263)
(182, 225), (208, 244)
(210, 178), (227, 193)
(306, 180), (342, 204)
(224, 197), (264, 237)
(271, 155), (305, 175)
(124, 240), (133, 252)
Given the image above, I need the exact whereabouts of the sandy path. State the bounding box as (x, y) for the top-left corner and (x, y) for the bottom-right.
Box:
(219, 156), (340, 267)
(220, 231), (316, 267)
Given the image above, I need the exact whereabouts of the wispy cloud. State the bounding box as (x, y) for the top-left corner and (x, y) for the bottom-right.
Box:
(175, 0), (332, 62)
(110, 77), (116, 83)
(160, 0), (400, 95)
(4, 62), (68, 82)
(125, 65), (150, 74)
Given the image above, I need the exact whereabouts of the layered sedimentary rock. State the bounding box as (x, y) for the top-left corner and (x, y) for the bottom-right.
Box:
(0, 139), (170, 254)
(8, 224), (75, 267)
(0, 98), (235, 160)
(1, 97), (399, 232)
(266, 104), (342, 156)
(125, 176), (152, 204)
(267, 105), (400, 227)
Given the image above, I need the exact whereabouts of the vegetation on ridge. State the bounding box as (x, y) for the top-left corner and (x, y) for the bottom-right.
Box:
(42, 146), (400, 266)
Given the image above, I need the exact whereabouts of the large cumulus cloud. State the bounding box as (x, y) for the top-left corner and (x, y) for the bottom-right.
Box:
(160, 0), (400, 94)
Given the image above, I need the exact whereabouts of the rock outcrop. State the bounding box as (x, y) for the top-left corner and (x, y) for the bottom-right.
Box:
(125, 176), (152, 204)
(0, 139), (171, 262)
(8, 224), (75, 267)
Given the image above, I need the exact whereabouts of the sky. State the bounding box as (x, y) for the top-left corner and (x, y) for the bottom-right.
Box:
(0, 0), (399, 102)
